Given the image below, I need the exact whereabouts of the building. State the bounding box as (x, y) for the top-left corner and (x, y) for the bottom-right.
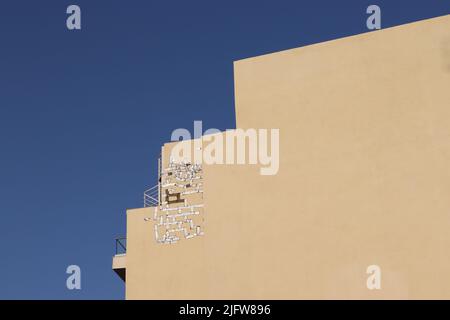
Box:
(113, 15), (450, 299)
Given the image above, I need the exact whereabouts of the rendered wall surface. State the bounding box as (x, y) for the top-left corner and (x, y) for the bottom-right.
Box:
(125, 15), (450, 299)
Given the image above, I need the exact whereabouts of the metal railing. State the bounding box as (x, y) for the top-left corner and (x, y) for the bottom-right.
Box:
(144, 184), (159, 207)
(115, 237), (126, 255)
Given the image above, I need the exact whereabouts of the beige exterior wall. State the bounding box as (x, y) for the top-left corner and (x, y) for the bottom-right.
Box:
(123, 15), (450, 299)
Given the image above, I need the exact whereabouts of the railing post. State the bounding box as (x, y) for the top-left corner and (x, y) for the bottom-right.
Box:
(158, 156), (161, 206)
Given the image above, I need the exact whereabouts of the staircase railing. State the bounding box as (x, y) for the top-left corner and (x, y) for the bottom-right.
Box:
(144, 184), (159, 207)
(115, 237), (126, 255)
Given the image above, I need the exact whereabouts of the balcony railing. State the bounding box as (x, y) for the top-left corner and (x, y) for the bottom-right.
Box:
(144, 184), (159, 207)
(115, 237), (126, 255)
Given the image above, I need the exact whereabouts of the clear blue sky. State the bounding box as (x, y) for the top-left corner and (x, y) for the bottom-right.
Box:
(0, 0), (448, 299)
